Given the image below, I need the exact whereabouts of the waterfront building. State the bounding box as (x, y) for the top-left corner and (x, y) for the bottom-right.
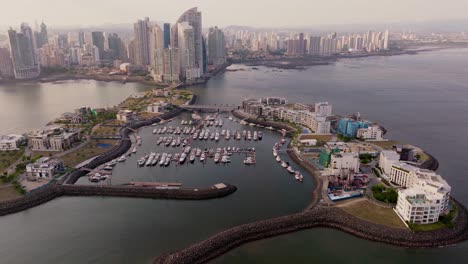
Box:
(330, 152), (360, 175)
(8, 24), (41, 79)
(389, 162), (418, 187)
(357, 125), (384, 140)
(0, 134), (26, 151)
(0, 47), (15, 78)
(207, 27), (227, 66)
(261, 97), (287, 105)
(379, 150), (400, 175)
(134, 17), (151, 66)
(337, 118), (368, 138)
(396, 170), (451, 224)
(177, 22), (200, 80)
(26, 157), (64, 179)
(174, 7), (203, 74)
(116, 110), (137, 122)
(91, 32), (105, 61)
(314, 102), (333, 117)
(28, 126), (80, 152)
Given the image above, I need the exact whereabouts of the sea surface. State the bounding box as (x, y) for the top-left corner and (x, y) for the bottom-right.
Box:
(1, 48), (468, 263)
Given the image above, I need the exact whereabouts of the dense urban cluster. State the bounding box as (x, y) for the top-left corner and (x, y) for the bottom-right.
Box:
(0, 8), (228, 84)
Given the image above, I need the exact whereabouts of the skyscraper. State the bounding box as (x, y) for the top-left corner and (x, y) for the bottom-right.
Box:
(174, 8), (203, 74)
(35, 22), (48, 48)
(91, 31), (105, 61)
(207, 27), (227, 66)
(108, 33), (127, 60)
(8, 24), (40, 79)
(0, 47), (15, 78)
(177, 22), (199, 80)
(133, 17), (151, 66)
(78, 31), (85, 48)
(149, 24), (165, 82)
(162, 46), (180, 83)
(163, 23), (171, 48)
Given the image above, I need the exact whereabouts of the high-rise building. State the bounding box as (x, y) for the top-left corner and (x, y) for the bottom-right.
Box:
(163, 23), (171, 48)
(174, 7), (203, 74)
(177, 22), (200, 80)
(162, 46), (180, 83)
(78, 31), (85, 48)
(91, 31), (105, 61)
(149, 24), (165, 82)
(107, 33), (127, 61)
(35, 22), (48, 48)
(308, 36), (321, 55)
(0, 47), (15, 78)
(207, 27), (226, 66)
(8, 24), (40, 79)
(133, 17), (151, 66)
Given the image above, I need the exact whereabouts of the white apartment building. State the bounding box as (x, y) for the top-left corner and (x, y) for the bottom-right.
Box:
(396, 170), (451, 224)
(314, 102), (333, 117)
(26, 157), (64, 179)
(357, 125), (384, 140)
(330, 152), (360, 175)
(0, 134), (25, 151)
(379, 150), (400, 175)
(389, 162), (418, 187)
(116, 110), (137, 122)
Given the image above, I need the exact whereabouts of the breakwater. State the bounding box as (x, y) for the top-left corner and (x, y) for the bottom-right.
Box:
(0, 183), (237, 216)
(62, 184), (237, 200)
(154, 199), (468, 264)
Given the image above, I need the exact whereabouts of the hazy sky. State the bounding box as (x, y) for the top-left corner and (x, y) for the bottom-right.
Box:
(1, 0), (468, 28)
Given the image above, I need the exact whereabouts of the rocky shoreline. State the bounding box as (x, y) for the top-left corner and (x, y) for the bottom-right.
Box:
(153, 199), (468, 264)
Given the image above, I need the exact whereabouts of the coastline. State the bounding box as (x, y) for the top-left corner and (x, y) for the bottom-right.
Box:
(153, 199), (468, 264)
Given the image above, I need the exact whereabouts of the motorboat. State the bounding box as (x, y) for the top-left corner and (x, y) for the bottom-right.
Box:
(146, 153), (155, 166)
(281, 161), (288, 168)
(179, 153), (187, 164)
(117, 155), (126, 162)
(287, 166), (295, 174)
(276, 156), (281, 162)
(214, 153), (220, 163)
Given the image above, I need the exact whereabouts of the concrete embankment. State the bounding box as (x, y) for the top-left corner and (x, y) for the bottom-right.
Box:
(154, 199), (468, 264)
(231, 110), (296, 133)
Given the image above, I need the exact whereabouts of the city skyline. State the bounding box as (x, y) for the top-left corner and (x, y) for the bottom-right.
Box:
(1, 0), (468, 28)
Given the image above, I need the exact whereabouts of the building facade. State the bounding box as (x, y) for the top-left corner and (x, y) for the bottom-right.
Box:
(28, 126), (80, 152)
(26, 157), (64, 179)
(8, 24), (41, 79)
(0, 134), (25, 151)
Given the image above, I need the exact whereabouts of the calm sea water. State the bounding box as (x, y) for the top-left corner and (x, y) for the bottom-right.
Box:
(0, 80), (150, 134)
(0, 48), (467, 263)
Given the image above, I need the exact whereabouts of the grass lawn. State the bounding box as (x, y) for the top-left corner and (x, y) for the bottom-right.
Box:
(371, 140), (401, 150)
(298, 134), (333, 142)
(409, 221), (446, 232)
(338, 199), (407, 229)
(60, 139), (119, 167)
(0, 184), (22, 202)
(0, 150), (24, 173)
(92, 126), (119, 136)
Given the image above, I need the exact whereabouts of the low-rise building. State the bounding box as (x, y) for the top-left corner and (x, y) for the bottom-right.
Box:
(314, 102), (333, 117)
(116, 110), (137, 122)
(147, 101), (170, 114)
(28, 126), (80, 152)
(396, 170), (451, 224)
(26, 157), (64, 179)
(0, 134), (26, 151)
(153, 89), (169, 97)
(357, 125), (384, 140)
(330, 152), (360, 175)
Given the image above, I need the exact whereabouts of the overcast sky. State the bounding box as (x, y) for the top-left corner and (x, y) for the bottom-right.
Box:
(1, 0), (468, 28)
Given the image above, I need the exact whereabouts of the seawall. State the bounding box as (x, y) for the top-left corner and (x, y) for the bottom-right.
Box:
(154, 199), (468, 264)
